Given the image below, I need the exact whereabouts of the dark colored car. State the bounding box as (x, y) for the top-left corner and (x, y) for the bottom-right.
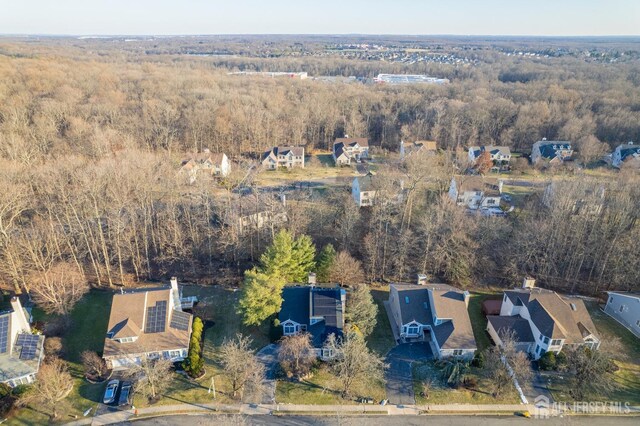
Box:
(118, 381), (132, 406)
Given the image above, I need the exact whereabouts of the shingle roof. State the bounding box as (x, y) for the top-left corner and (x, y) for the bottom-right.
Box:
(391, 283), (476, 350)
(453, 176), (501, 196)
(487, 315), (535, 343)
(354, 174), (377, 192)
(334, 138), (369, 148)
(504, 288), (598, 342)
(535, 141), (572, 160)
(103, 287), (192, 359)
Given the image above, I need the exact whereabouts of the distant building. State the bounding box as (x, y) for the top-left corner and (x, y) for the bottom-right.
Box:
(387, 281), (476, 359)
(261, 146), (305, 169)
(279, 285), (346, 360)
(531, 139), (573, 165)
(103, 278), (192, 370)
(228, 71), (308, 79)
(468, 146), (511, 172)
(374, 74), (449, 85)
(333, 137), (369, 166)
(352, 173), (378, 207)
(612, 142), (640, 169)
(401, 140), (437, 158)
(448, 176), (502, 211)
(604, 292), (640, 338)
(0, 298), (45, 387)
(180, 149), (230, 183)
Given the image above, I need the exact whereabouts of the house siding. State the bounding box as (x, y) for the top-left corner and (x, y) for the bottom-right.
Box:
(604, 293), (640, 338)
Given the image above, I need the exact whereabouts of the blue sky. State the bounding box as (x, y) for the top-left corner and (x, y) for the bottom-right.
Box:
(1, 0), (638, 36)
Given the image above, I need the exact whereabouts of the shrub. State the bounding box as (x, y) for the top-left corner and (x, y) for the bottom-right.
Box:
(463, 376), (478, 389)
(471, 350), (485, 368)
(539, 351), (557, 371)
(44, 337), (64, 357)
(183, 316), (204, 377)
(555, 351), (567, 367)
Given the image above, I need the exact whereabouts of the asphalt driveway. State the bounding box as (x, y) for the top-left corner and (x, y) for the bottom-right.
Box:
(256, 344), (279, 404)
(385, 342), (433, 405)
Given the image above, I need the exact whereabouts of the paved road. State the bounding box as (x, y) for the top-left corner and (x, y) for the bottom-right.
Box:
(256, 344), (279, 404)
(385, 343), (433, 405)
(126, 414), (640, 426)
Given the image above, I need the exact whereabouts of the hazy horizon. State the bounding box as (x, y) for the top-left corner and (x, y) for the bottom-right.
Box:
(1, 0), (638, 37)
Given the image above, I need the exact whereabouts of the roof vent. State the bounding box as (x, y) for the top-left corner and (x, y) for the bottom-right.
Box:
(405, 296), (410, 304)
(570, 303), (577, 311)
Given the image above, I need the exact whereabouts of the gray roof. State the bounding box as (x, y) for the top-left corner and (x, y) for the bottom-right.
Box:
(535, 141), (572, 160)
(354, 174), (377, 192)
(279, 286), (345, 347)
(262, 146), (304, 162)
(487, 315), (534, 343)
(504, 288), (598, 342)
(391, 283), (476, 350)
(470, 146), (511, 158)
(616, 143), (640, 161)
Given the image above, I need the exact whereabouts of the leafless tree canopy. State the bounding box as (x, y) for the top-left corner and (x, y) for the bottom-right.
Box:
(278, 333), (316, 379)
(18, 357), (74, 419)
(218, 334), (265, 401)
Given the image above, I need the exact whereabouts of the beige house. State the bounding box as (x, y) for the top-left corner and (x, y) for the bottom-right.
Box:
(0, 298), (45, 387)
(388, 282), (477, 359)
(401, 140), (437, 158)
(180, 149), (231, 183)
(103, 278), (192, 370)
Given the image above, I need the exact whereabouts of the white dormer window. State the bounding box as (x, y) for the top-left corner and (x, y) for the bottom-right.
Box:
(118, 336), (137, 343)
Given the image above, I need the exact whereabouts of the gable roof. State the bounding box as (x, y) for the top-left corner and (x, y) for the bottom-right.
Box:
(469, 145), (511, 158)
(279, 286), (345, 347)
(103, 287), (192, 359)
(334, 138), (369, 148)
(504, 288), (598, 342)
(354, 173), (377, 192)
(534, 140), (572, 160)
(487, 315), (535, 343)
(262, 146), (304, 162)
(452, 176), (501, 196)
(391, 283), (476, 350)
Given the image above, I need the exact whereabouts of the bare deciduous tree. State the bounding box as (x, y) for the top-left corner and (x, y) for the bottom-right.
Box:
(81, 350), (110, 380)
(278, 333), (316, 379)
(218, 334), (265, 401)
(19, 357), (73, 419)
(329, 251), (365, 287)
(29, 261), (89, 315)
(126, 356), (173, 402)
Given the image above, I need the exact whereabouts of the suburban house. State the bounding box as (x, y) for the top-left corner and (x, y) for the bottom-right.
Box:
(333, 137), (369, 166)
(261, 146), (305, 169)
(352, 173), (378, 207)
(223, 193), (288, 234)
(180, 149), (231, 183)
(103, 278), (193, 370)
(604, 292), (640, 338)
(400, 140), (437, 158)
(531, 139), (573, 165)
(279, 284), (346, 360)
(612, 142), (640, 169)
(0, 297), (45, 388)
(467, 146), (512, 172)
(448, 176), (503, 212)
(487, 278), (600, 360)
(387, 282), (477, 359)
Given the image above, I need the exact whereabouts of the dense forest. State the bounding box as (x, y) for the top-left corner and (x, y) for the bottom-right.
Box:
(0, 36), (638, 297)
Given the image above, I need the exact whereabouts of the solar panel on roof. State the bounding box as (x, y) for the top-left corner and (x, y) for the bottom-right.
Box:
(17, 333), (40, 360)
(170, 310), (191, 331)
(145, 300), (167, 333)
(0, 316), (9, 354)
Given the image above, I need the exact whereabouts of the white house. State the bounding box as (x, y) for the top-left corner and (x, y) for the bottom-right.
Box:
(468, 146), (512, 172)
(387, 282), (477, 359)
(352, 174), (378, 207)
(612, 142), (640, 169)
(448, 176), (502, 211)
(531, 139), (573, 165)
(180, 150), (231, 183)
(103, 278), (192, 370)
(333, 138), (369, 166)
(487, 278), (600, 360)
(261, 146), (305, 169)
(0, 298), (45, 387)
(604, 292), (640, 338)
(279, 285), (346, 360)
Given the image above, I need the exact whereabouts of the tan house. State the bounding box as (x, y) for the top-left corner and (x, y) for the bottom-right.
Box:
(401, 140), (437, 158)
(0, 298), (45, 387)
(388, 282), (477, 359)
(103, 278), (192, 370)
(261, 146), (305, 169)
(180, 149), (231, 183)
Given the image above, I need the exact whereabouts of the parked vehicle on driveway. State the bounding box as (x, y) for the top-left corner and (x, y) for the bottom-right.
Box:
(118, 381), (132, 406)
(103, 379), (119, 404)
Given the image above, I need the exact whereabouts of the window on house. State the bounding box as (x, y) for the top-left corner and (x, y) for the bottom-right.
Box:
(283, 324), (296, 335)
(300, 325), (307, 332)
(487, 199), (496, 205)
(620, 305), (626, 312)
(453, 349), (463, 356)
(636, 320), (640, 327)
(608, 297), (613, 304)
(543, 336), (550, 345)
(535, 344), (540, 354)
(407, 326), (419, 335)
(551, 339), (562, 346)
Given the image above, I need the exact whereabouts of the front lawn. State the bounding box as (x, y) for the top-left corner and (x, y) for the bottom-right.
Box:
(546, 301), (640, 405)
(413, 361), (520, 405)
(276, 363), (386, 405)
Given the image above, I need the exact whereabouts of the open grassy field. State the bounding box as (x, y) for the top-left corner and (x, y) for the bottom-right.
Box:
(546, 301), (640, 405)
(413, 361), (520, 405)
(254, 154), (357, 187)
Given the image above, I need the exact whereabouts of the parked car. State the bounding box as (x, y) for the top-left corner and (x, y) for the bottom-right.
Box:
(118, 381), (132, 406)
(103, 379), (119, 404)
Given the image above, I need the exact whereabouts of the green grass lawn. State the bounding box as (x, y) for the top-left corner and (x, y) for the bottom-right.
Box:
(546, 301), (640, 405)
(468, 291), (501, 352)
(276, 363), (386, 405)
(413, 362), (520, 405)
(368, 285), (395, 356)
